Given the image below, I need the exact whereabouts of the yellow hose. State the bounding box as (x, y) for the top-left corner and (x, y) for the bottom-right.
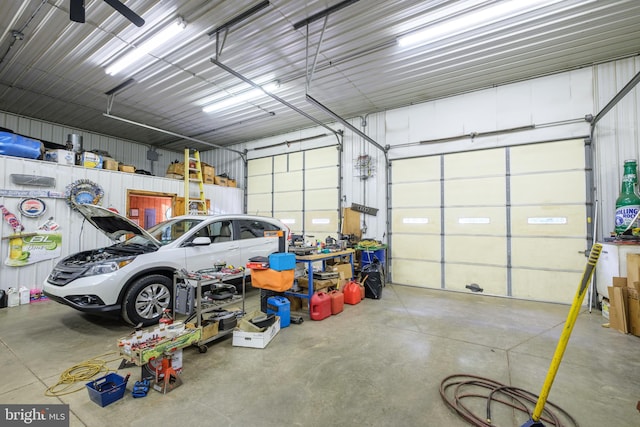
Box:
(45, 352), (121, 397)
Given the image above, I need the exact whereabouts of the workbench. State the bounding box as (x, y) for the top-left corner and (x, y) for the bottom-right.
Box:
(285, 249), (355, 312)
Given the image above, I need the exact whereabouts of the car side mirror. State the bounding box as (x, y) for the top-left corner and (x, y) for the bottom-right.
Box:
(191, 237), (211, 246)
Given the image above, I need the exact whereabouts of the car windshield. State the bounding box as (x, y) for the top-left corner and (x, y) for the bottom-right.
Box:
(125, 218), (205, 246)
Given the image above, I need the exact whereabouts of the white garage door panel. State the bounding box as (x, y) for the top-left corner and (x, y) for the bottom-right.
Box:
(392, 208), (440, 233)
(248, 175), (272, 194)
(274, 192), (302, 211)
(511, 237), (585, 270)
(444, 264), (507, 294)
(511, 171), (585, 204)
(510, 140), (584, 172)
(392, 234), (441, 260)
(248, 157), (272, 175)
(305, 189), (338, 210)
(305, 168), (338, 189)
(274, 152), (303, 172)
(445, 236), (507, 265)
(445, 177), (506, 205)
(511, 205), (586, 236)
(444, 149), (505, 178)
(393, 259), (441, 288)
(274, 171), (303, 191)
(305, 147), (337, 168)
(247, 194), (272, 215)
(511, 270), (577, 303)
(393, 181), (441, 207)
(392, 157), (440, 182)
(305, 210), (339, 233)
(444, 207), (506, 235)
(274, 211), (302, 233)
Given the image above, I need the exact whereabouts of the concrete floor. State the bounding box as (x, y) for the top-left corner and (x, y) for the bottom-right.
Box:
(1, 284), (639, 427)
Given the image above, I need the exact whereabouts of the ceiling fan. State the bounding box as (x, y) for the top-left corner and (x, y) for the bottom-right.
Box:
(70, 0), (145, 27)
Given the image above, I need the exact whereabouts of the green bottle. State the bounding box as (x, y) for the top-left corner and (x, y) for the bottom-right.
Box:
(615, 159), (640, 234)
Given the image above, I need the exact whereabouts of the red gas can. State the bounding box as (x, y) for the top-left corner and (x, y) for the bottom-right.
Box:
(329, 289), (344, 315)
(310, 292), (331, 320)
(343, 281), (361, 305)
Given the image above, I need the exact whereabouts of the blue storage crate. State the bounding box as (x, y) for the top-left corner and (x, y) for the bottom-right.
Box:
(269, 253), (296, 271)
(267, 296), (290, 328)
(86, 373), (127, 407)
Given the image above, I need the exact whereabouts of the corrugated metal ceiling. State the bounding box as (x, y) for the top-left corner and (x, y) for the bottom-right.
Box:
(0, 0), (639, 152)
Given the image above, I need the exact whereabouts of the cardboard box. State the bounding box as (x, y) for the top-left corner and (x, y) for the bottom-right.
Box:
(203, 164), (214, 177)
(81, 152), (102, 168)
(45, 149), (75, 165)
(103, 158), (119, 171)
(627, 253), (640, 288)
(166, 162), (185, 176)
(119, 164), (135, 173)
(227, 179), (237, 188)
(166, 173), (183, 180)
(188, 321), (219, 341)
(204, 175), (215, 184)
(214, 176), (228, 186)
(232, 316), (280, 349)
(298, 276), (339, 291)
(330, 263), (353, 280)
(608, 285), (629, 334)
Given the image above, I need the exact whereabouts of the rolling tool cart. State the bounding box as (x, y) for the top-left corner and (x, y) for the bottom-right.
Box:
(173, 269), (246, 353)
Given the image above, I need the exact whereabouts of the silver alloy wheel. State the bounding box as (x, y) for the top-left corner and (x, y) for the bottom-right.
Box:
(135, 283), (171, 319)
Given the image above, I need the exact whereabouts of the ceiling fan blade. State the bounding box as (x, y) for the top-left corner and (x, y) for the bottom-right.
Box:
(103, 0), (145, 27)
(69, 0), (85, 23)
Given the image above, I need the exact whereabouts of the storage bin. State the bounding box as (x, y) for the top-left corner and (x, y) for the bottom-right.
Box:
(361, 249), (385, 267)
(268, 253), (296, 271)
(0, 131), (43, 159)
(250, 269), (294, 292)
(85, 373), (127, 407)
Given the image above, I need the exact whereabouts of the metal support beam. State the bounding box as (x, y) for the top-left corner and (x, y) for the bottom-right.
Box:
(305, 16), (328, 90)
(292, 0), (359, 30)
(305, 94), (386, 152)
(103, 113), (246, 158)
(210, 58), (340, 137)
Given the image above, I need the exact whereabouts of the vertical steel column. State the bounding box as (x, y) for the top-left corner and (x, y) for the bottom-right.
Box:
(505, 147), (513, 296)
(440, 154), (446, 289)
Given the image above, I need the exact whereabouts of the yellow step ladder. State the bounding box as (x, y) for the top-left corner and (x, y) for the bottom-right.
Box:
(184, 148), (207, 215)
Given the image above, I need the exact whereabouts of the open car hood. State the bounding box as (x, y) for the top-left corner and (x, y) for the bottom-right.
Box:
(73, 203), (161, 248)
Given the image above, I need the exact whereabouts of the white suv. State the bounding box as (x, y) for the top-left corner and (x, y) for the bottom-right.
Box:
(44, 204), (288, 326)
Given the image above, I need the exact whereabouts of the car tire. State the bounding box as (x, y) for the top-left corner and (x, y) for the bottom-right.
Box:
(122, 274), (172, 326)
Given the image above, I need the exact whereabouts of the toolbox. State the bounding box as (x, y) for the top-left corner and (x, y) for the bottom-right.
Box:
(268, 252), (296, 271)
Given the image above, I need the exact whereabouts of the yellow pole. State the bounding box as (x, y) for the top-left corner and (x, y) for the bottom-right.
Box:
(531, 243), (602, 422)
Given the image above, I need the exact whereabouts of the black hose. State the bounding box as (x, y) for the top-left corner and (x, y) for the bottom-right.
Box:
(439, 374), (579, 427)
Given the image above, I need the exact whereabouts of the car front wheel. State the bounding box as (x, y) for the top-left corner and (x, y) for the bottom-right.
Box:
(122, 274), (172, 326)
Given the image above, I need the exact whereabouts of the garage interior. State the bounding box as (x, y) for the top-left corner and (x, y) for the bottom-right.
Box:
(1, 1), (639, 426)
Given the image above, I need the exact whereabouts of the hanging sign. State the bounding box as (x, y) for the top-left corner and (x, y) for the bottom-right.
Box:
(4, 232), (62, 267)
(18, 198), (47, 217)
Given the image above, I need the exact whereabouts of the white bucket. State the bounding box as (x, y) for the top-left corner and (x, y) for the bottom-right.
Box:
(7, 287), (19, 307)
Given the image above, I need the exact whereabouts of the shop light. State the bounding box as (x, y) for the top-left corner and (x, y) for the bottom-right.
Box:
(202, 81), (280, 113)
(280, 218), (296, 224)
(397, 0), (562, 48)
(106, 19), (186, 76)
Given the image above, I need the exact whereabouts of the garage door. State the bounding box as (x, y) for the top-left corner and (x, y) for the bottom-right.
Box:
(390, 139), (588, 303)
(247, 146), (340, 239)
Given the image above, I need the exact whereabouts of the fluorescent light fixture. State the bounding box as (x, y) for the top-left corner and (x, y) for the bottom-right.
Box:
(403, 217), (429, 224)
(106, 19), (186, 76)
(528, 217), (567, 225)
(398, 0), (561, 47)
(312, 218), (330, 225)
(458, 217), (490, 224)
(280, 218), (296, 224)
(202, 81), (279, 113)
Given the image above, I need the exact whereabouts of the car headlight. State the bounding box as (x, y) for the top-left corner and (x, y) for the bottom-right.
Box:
(85, 259), (134, 276)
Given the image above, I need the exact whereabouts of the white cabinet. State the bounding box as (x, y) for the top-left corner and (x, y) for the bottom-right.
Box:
(595, 242), (640, 299)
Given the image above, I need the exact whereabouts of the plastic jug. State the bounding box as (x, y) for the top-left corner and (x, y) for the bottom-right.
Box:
(343, 281), (361, 305)
(267, 296), (291, 328)
(329, 289), (344, 315)
(19, 286), (30, 305)
(7, 287), (19, 307)
(310, 292), (331, 320)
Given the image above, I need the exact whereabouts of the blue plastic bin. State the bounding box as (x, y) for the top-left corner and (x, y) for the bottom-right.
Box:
(267, 296), (290, 328)
(0, 131), (43, 159)
(361, 249), (385, 267)
(269, 253), (296, 271)
(86, 373), (127, 407)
